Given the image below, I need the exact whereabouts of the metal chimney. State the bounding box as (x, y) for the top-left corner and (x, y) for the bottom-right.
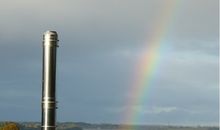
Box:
(41, 31), (59, 130)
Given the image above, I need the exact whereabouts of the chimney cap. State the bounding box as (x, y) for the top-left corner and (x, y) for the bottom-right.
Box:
(43, 30), (59, 45)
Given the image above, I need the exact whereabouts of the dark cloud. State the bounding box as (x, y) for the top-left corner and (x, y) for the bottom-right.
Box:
(0, 0), (218, 125)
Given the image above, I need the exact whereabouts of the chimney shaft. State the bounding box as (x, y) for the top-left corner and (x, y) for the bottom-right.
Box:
(41, 31), (58, 130)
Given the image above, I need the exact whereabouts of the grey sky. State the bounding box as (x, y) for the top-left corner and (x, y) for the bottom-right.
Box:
(0, 0), (218, 126)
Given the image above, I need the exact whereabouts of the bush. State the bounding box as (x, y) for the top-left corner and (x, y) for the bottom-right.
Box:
(2, 122), (19, 130)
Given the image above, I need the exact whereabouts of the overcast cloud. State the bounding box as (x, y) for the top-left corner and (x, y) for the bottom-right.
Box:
(0, 0), (218, 126)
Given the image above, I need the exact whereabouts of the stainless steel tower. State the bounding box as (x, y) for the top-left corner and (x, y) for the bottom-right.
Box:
(42, 31), (59, 130)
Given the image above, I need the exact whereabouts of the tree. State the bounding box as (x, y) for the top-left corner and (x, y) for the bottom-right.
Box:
(2, 122), (19, 130)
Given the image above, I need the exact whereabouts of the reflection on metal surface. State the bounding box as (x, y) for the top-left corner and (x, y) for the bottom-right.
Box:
(41, 31), (59, 130)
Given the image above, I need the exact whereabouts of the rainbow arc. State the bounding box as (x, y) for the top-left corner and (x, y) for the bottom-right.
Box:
(118, 0), (180, 129)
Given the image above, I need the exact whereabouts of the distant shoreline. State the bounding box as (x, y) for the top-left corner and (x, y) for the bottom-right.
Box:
(1, 122), (218, 128)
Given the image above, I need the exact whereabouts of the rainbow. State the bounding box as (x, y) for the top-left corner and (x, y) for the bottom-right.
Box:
(119, 0), (180, 129)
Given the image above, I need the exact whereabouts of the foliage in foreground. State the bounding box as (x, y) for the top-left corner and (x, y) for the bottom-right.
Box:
(0, 122), (19, 130)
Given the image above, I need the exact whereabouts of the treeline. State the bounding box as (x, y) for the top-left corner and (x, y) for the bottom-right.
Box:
(0, 122), (82, 130)
(0, 122), (218, 130)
